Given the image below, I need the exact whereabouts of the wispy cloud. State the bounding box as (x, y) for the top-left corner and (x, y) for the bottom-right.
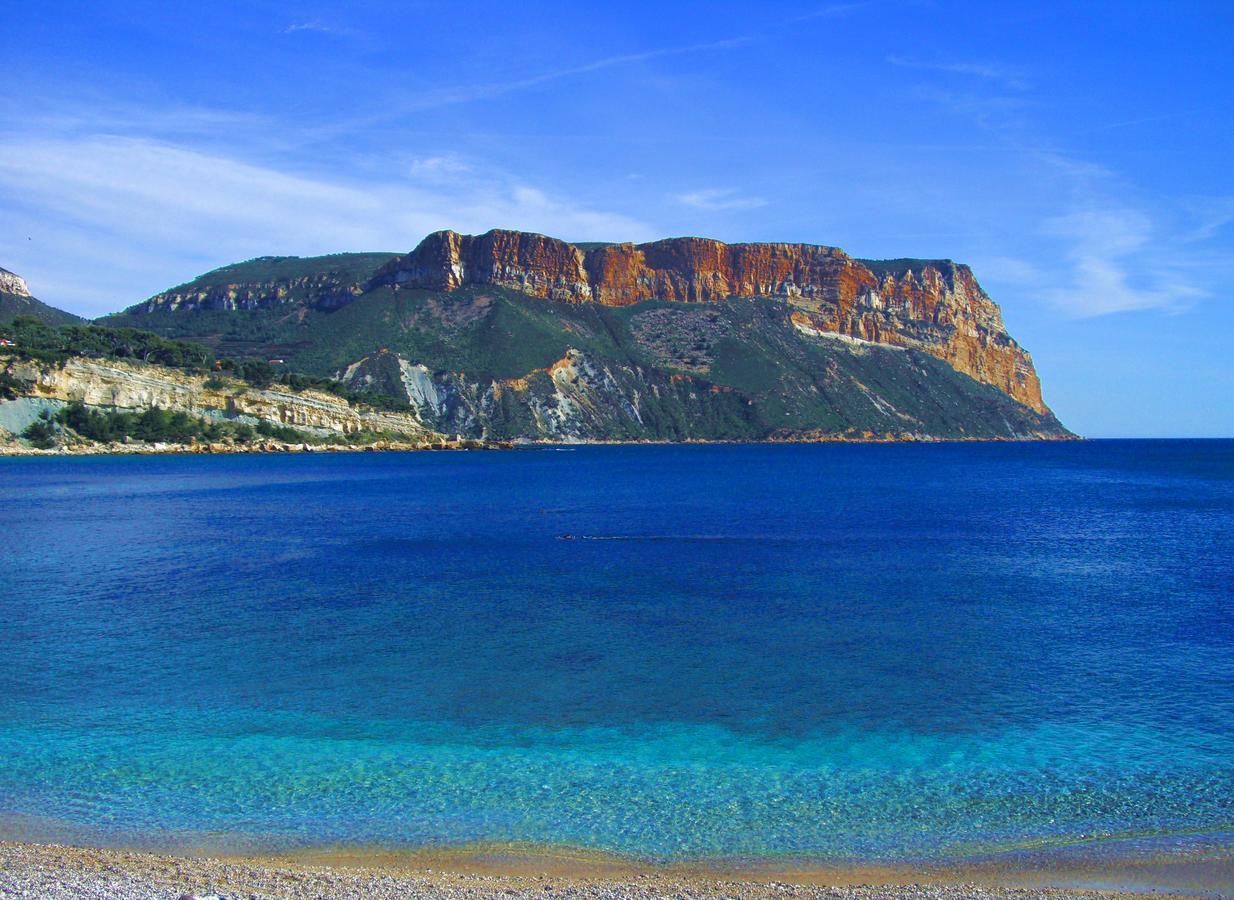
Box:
(1182, 196), (1234, 243)
(1086, 108), (1206, 133)
(907, 85), (1037, 133)
(887, 55), (1030, 90)
(900, 66), (1218, 320)
(326, 36), (753, 133)
(789, 2), (872, 22)
(0, 96), (272, 142)
(675, 188), (768, 211)
(969, 255), (1044, 285)
(314, 5), (881, 136)
(1041, 208), (1205, 317)
(282, 19), (364, 39)
(0, 136), (654, 316)
(408, 154), (472, 179)
(284, 20), (331, 34)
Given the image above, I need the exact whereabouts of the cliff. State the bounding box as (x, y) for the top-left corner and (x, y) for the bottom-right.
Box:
(370, 231), (1045, 412)
(106, 229), (1069, 441)
(0, 355), (446, 449)
(132, 253), (395, 314)
(334, 295), (1067, 443)
(0, 268), (30, 298)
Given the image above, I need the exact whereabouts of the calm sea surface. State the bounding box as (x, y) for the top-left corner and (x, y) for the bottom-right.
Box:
(1, 442), (1232, 862)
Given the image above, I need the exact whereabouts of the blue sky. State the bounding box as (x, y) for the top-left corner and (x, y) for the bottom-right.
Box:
(2, 1), (1232, 437)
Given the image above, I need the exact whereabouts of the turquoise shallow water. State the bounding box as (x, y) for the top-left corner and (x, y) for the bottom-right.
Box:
(1, 442), (1232, 862)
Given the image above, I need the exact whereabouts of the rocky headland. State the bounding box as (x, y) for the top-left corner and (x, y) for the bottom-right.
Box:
(5, 230), (1075, 446)
(365, 231), (1044, 412)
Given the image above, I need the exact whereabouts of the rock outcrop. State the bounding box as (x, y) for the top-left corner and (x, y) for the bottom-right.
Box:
(0, 355), (437, 440)
(336, 302), (1069, 443)
(132, 254), (395, 314)
(0, 268), (31, 298)
(371, 231), (1046, 412)
(134, 272), (363, 313)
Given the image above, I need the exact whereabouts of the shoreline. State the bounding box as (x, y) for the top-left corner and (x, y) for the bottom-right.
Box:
(0, 433), (1082, 457)
(3, 840), (1228, 899)
(0, 437), (504, 457)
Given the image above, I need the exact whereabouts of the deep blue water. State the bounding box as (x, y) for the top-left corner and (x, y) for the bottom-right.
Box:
(1, 442), (1233, 862)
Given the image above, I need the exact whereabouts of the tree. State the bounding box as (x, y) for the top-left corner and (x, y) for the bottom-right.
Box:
(21, 412), (58, 448)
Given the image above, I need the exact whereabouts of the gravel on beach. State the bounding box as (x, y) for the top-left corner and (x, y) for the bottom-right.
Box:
(0, 842), (1181, 900)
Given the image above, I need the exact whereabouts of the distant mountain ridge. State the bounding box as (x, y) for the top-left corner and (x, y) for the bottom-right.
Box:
(102, 230), (1070, 443)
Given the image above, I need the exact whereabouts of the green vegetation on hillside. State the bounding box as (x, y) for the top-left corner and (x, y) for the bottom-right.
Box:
(2, 315), (214, 368)
(20, 402), (359, 450)
(0, 291), (84, 327)
(99, 285), (1068, 440)
(103, 286), (596, 380)
(154, 252), (397, 296)
(90, 247), (1071, 441)
(0, 316), (408, 411)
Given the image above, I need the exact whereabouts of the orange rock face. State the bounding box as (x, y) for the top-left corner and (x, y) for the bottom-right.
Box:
(373, 230), (1047, 413)
(378, 230), (590, 302)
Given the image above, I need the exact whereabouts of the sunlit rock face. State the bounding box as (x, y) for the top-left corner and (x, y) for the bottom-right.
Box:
(373, 230), (592, 302)
(372, 230), (1045, 412)
(0, 356), (437, 440)
(0, 268), (32, 298)
(133, 274), (363, 313)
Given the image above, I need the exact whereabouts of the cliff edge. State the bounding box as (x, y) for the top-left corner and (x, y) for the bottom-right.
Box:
(366, 231), (1045, 412)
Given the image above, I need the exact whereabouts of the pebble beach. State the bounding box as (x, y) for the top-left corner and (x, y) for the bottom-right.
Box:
(0, 842), (1206, 900)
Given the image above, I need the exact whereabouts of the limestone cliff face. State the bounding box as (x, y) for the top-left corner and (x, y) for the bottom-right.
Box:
(796, 260), (1040, 414)
(341, 347), (760, 442)
(135, 273), (362, 313)
(372, 230), (1046, 413)
(337, 334), (1067, 444)
(373, 230), (592, 302)
(0, 268), (32, 298)
(1, 356), (435, 439)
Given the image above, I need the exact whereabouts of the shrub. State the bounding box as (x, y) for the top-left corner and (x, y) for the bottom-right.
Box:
(0, 372), (24, 401)
(255, 419), (305, 442)
(21, 412), (58, 448)
(51, 401), (318, 447)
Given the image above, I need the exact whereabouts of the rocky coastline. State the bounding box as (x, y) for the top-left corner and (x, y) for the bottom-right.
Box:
(0, 430), (1080, 457)
(0, 436), (504, 456)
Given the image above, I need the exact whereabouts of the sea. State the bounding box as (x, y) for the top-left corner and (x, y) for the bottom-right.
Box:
(1, 441), (1232, 866)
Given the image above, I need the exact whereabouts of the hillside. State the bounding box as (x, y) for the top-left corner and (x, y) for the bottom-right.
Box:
(100, 230), (1072, 442)
(126, 253), (397, 314)
(0, 317), (473, 453)
(0, 267), (83, 326)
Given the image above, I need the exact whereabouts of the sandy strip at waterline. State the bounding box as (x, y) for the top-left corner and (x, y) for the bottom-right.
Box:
(1, 841), (1224, 899)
